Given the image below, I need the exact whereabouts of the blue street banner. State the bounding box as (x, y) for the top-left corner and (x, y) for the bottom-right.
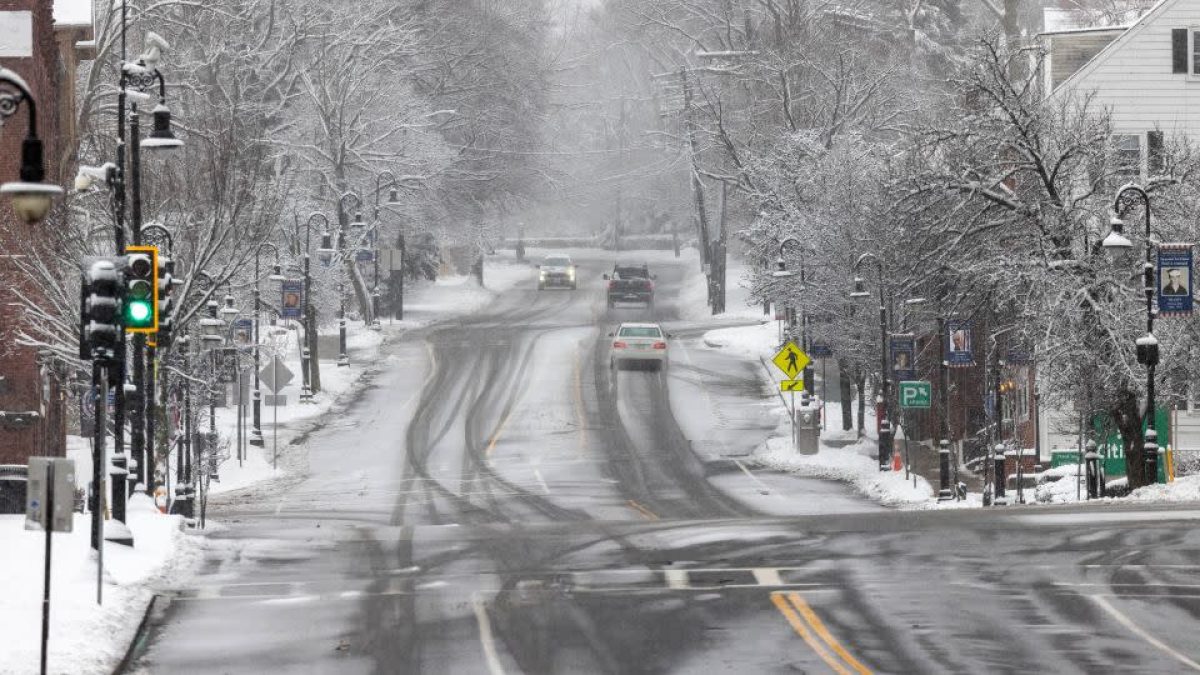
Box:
(1157, 243), (1193, 317)
(946, 319), (975, 367)
(233, 319), (253, 346)
(810, 344), (833, 358)
(890, 334), (916, 380)
(355, 249), (374, 263)
(281, 280), (303, 320)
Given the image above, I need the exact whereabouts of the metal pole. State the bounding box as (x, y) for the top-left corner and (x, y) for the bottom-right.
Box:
(338, 278), (349, 366)
(252, 248), (263, 445)
(877, 268), (891, 472)
(273, 354), (279, 470)
(40, 459), (54, 675)
(1143, 194), (1159, 485)
(937, 316), (952, 500)
(95, 365), (107, 605)
(145, 343), (155, 496)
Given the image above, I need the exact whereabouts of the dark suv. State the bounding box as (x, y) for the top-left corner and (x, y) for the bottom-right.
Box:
(604, 264), (655, 308)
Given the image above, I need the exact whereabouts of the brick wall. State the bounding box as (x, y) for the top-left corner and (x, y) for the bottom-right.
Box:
(0, 0), (65, 463)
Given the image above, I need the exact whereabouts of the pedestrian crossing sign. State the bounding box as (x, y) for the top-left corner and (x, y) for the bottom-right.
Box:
(772, 341), (810, 379)
(780, 379), (805, 392)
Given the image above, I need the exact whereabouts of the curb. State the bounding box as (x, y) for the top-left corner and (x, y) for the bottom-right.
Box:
(111, 594), (161, 675)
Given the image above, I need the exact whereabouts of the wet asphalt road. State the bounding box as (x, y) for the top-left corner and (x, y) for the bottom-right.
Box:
(128, 253), (1200, 674)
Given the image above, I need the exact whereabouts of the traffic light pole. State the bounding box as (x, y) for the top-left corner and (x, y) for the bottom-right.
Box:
(128, 102), (147, 502)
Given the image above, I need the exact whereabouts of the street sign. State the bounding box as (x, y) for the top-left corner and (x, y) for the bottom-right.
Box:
(771, 341), (810, 379)
(218, 347), (239, 383)
(899, 381), (932, 409)
(810, 344), (833, 358)
(259, 356), (294, 394)
(25, 458), (74, 533)
(780, 379), (805, 392)
(264, 394), (287, 406)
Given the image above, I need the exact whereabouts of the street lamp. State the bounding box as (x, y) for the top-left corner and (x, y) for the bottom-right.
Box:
(372, 172), (403, 324)
(0, 68), (64, 224)
(251, 242), (284, 446)
(335, 193), (359, 368)
(298, 212), (329, 402)
(851, 253), (892, 471)
(1103, 184), (1159, 486)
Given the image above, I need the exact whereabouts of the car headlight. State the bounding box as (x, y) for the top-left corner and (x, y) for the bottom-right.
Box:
(539, 271), (547, 279)
(567, 268), (576, 280)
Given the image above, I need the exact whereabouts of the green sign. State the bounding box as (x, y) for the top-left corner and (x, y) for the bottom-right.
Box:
(899, 381), (931, 409)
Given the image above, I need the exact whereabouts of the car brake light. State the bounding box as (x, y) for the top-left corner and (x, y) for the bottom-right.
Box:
(652, 341), (667, 350)
(607, 280), (616, 289)
(613, 341), (627, 348)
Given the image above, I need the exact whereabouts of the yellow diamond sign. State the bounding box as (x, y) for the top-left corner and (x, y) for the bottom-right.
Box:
(772, 341), (810, 379)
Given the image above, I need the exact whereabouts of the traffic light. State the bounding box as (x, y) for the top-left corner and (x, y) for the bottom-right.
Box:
(80, 257), (124, 362)
(156, 254), (174, 343)
(123, 245), (158, 332)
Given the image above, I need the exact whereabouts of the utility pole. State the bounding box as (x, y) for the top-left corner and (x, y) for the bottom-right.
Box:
(680, 68), (712, 271)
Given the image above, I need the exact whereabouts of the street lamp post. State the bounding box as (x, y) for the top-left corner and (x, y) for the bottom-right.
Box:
(850, 253), (892, 471)
(140, 224), (174, 497)
(0, 68), (65, 224)
(372, 172), (402, 324)
(776, 238), (814, 391)
(337, 193), (361, 366)
(1102, 184), (1159, 487)
(300, 213), (329, 400)
(252, 243), (284, 446)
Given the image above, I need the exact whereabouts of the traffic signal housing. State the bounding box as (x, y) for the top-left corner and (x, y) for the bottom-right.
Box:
(156, 254), (174, 343)
(80, 257), (124, 362)
(124, 245), (159, 332)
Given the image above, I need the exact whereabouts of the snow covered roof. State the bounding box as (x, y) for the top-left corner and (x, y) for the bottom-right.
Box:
(53, 0), (92, 26)
(1043, 7), (1140, 33)
(1048, 0), (1176, 96)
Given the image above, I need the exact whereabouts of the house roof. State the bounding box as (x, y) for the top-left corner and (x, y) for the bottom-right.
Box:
(1051, 0), (1177, 96)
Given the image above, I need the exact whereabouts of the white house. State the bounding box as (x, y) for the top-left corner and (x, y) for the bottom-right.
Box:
(1039, 0), (1200, 458)
(1044, 0), (1200, 176)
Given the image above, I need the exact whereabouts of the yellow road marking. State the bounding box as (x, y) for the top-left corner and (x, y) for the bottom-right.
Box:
(787, 592), (872, 675)
(771, 593), (851, 675)
(626, 499), (659, 520)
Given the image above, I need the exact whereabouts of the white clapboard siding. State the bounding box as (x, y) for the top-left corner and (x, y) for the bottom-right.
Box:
(1051, 0), (1200, 139)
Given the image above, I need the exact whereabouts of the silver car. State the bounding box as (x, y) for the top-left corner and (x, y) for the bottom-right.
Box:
(609, 322), (668, 371)
(537, 254), (577, 290)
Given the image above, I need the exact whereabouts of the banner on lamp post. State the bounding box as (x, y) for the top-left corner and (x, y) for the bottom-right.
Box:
(1157, 243), (1193, 317)
(946, 319), (975, 368)
(890, 334), (916, 380)
(280, 280), (303, 320)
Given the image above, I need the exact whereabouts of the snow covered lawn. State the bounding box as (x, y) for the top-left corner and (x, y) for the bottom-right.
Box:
(0, 496), (202, 675)
(754, 434), (935, 506)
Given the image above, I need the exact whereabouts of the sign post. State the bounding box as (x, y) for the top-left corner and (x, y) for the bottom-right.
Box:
(259, 355), (294, 470)
(26, 457), (75, 675)
(772, 341), (811, 450)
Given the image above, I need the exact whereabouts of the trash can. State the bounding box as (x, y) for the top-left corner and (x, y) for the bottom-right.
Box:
(795, 405), (820, 455)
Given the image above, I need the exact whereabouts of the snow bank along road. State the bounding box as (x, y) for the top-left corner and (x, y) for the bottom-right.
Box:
(126, 253), (1200, 674)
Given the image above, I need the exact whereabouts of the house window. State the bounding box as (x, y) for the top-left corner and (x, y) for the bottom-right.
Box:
(1194, 30), (1200, 73)
(1113, 134), (1142, 182)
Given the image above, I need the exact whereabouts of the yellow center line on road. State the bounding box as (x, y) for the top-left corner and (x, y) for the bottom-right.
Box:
(626, 500), (659, 521)
(771, 591), (873, 675)
(771, 593), (851, 675)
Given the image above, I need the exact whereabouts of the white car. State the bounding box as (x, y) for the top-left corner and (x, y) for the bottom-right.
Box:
(537, 254), (577, 290)
(610, 322), (669, 371)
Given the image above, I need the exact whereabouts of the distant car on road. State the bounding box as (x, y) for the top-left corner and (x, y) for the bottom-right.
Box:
(603, 264), (655, 308)
(610, 322), (669, 371)
(537, 254), (577, 290)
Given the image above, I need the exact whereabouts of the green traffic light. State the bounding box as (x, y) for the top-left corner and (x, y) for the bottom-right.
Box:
(125, 299), (153, 326)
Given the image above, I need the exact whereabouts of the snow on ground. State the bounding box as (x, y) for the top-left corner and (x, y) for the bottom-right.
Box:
(675, 249), (765, 321)
(701, 320), (778, 361)
(0, 497), (203, 675)
(208, 254), (532, 495)
(752, 406), (935, 507)
(0, 254), (534, 675)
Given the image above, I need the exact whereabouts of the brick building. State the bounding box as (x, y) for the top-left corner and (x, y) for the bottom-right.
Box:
(0, 1), (92, 464)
